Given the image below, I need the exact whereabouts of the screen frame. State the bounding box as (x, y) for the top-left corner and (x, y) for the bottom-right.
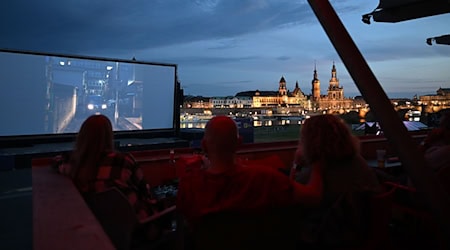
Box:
(0, 48), (181, 148)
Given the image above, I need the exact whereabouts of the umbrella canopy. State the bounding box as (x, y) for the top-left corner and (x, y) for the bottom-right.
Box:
(362, 0), (450, 24)
(362, 1), (450, 46)
(426, 34), (450, 46)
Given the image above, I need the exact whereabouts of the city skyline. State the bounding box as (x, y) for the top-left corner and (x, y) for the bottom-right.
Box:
(1, 1), (449, 99)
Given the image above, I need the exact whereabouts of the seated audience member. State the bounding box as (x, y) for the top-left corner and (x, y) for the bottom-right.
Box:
(292, 114), (381, 248)
(54, 114), (166, 240)
(385, 113), (450, 211)
(176, 115), (323, 227)
(422, 111), (450, 172)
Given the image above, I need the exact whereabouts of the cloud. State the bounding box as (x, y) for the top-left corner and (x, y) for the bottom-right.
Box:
(0, 0), (313, 55)
(207, 39), (240, 50)
(358, 38), (450, 62)
(277, 56), (291, 61)
(1, 0), (448, 99)
(172, 55), (261, 66)
(0, 1), (388, 63)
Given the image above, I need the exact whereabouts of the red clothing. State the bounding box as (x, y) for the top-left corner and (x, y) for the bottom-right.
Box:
(177, 163), (298, 225)
(56, 151), (157, 219)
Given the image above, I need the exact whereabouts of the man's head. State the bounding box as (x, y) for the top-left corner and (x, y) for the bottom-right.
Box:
(202, 116), (241, 159)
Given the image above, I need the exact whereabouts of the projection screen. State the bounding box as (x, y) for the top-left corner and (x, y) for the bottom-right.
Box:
(0, 49), (178, 140)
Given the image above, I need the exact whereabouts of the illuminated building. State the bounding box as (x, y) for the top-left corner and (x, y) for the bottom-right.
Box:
(183, 63), (364, 113)
(419, 88), (450, 113)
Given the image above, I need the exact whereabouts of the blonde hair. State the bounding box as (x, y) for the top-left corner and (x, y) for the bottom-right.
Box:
(300, 114), (359, 165)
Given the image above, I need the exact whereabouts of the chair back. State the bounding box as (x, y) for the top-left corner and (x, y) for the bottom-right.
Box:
(437, 166), (450, 196)
(86, 187), (138, 250)
(365, 184), (397, 249)
(192, 206), (300, 250)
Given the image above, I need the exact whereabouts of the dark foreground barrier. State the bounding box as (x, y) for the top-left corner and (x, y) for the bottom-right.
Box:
(33, 167), (115, 250)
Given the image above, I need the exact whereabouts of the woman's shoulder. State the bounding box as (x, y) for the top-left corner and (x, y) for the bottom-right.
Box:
(326, 155), (380, 192)
(325, 154), (367, 173)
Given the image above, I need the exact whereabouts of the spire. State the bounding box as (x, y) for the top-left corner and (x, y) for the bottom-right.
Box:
(313, 61), (318, 80)
(311, 62), (320, 101)
(295, 81), (299, 88)
(278, 76), (287, 96)
(329, 61), (339, 88)
(331, 61), (337, 80)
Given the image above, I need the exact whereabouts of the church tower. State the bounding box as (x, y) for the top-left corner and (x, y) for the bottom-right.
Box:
(311, 63), (321, 101)
(329, 61), (339, 88)
(292, 81), (300, 95)
(327, 62), (344, 100)
(278, 76), (287, 96)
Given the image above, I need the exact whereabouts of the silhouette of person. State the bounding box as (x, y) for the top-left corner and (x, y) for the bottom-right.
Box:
(293, 114), (380, 248)
(422, 111), (450, 172)
(54, 114), (167, 241)
(177, 115), (323, 226)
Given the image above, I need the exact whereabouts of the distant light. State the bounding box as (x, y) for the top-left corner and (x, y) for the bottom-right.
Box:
(59, 61), (65, 66)
(106, 66), (113, 70)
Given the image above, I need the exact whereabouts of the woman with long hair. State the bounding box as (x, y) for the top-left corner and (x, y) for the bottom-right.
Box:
(69, 114), (115, 191)
(58, 114), (154, 219)
(294, 114), (380, 249)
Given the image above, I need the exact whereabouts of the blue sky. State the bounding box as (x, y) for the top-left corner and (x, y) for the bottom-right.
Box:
(1, 0), (449, 98)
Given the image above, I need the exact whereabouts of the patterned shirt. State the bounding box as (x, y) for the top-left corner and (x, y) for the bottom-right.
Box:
(57, 151), (156, 220)
(96, 152), (155, 218)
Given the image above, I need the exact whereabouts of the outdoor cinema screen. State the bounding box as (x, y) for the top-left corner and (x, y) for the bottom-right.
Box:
(0, 49), (177, 138)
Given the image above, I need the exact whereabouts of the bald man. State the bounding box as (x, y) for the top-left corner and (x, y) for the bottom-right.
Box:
(177, 115), (323, 225)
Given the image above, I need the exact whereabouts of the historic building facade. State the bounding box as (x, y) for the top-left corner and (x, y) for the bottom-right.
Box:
(237, 62), (357, 111)
(418, 87), (450, 113)
(211, 96), (253, 108)
(237, 76), (308, 108)
(183, 96), (212, 108)
(314, 62), (355, 111)
(184, 62), (364, 113)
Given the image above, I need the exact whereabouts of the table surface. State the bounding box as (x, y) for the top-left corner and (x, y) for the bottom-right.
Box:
(367, 159), (403, 168)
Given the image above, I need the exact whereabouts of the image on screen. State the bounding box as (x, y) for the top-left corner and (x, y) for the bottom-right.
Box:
(0, 49), (177, 137)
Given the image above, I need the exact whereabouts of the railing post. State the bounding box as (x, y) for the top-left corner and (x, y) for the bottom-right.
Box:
(307, 0), (450, 244)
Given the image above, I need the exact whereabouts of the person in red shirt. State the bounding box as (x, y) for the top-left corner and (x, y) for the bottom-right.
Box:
(176, 115), (323, 227)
